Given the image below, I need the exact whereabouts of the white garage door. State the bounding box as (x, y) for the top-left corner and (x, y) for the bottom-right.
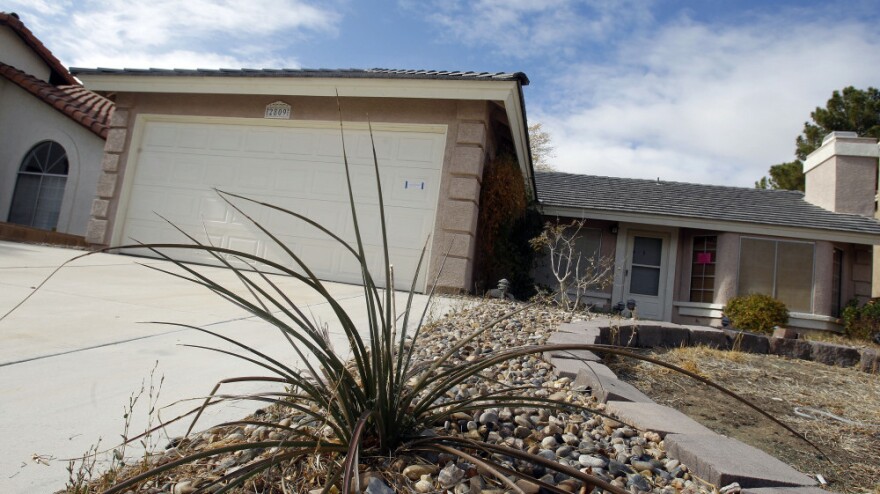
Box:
(118, 119), (445, 291)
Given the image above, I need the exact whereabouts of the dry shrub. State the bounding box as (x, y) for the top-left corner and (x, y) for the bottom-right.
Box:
(475, 153), (539, 297)
(725, 293), (789, 334)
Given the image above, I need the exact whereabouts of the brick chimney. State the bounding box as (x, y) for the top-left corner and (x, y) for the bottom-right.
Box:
(803, 131), (880, 217)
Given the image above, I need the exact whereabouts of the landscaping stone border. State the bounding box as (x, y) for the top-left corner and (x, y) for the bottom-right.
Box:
(550, 319), (878, 374)
(547, 319), (825, 491)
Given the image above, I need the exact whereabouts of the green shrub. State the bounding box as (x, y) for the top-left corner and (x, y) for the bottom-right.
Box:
(725, 293), (789, 334)
(842, 299), (880, 340)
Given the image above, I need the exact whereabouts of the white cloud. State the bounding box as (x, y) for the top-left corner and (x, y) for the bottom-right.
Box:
(406, 0), (653, 58)
(8, 0), (341, 69)
(536, 15), (880, 186)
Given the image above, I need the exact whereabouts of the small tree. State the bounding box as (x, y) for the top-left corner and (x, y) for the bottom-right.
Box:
(530, 220), (614, 312)
(529, 123), (556, 171)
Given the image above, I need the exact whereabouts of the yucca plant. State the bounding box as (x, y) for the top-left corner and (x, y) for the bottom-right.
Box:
(7, 102), (821, 494)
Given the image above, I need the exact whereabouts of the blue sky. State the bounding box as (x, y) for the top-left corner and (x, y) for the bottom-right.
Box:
(5, 0), (880, 186)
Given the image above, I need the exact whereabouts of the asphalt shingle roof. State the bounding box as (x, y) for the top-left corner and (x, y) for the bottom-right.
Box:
(535, 171), (880, 236)
(68, 67), (529, 85)
(0, 62), (114, 138)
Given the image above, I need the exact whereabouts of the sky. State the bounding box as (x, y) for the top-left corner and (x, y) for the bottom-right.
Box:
(4, 0), (880, 186)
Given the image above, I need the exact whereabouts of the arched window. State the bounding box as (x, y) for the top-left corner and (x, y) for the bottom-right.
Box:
(8, 141), (69, 230)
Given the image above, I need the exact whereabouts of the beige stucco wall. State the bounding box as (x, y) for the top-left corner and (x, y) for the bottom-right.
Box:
(0, 79), (105, 235)
(85, 92), (497, 292)
(0, 27), (50, 81)
(805, 154), (877, 217)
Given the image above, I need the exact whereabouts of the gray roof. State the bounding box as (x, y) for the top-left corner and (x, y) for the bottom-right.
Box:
(535, 171), (880, 236)
(69, 67), (529, 85)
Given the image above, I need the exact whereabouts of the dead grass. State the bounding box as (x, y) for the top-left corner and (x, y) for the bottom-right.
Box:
(801, 331), (880, 352)
(607, 347), (880, 494)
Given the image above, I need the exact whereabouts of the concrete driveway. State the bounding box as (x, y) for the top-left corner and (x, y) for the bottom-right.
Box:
(0, 240), (449, 493)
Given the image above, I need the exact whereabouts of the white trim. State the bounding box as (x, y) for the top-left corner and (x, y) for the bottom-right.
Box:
(77, 74), (519, 102)
(540, 205), (880, 245)
(124, 113), (449, 134)
(803, 137), (880, 173)
(674, 301), (724, 318)
(789, 312), (843, 331)
(504, 90), (532, 189)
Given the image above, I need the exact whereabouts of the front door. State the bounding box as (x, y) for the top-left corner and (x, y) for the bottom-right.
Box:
(624, 232), (669, 320)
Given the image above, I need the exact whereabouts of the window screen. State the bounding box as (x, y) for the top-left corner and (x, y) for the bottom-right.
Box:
(738, 238), (814, 312)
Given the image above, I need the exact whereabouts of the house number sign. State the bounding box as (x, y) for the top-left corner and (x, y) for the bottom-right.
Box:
(264, 101), (291, 119)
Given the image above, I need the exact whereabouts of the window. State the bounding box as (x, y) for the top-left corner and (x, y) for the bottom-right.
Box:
(831, 249), (843, 317)
(738, 238), (814, 313)
(8, 141), (68, 230)
(690, 235), (717, 303)
(574, 228), (602, 273)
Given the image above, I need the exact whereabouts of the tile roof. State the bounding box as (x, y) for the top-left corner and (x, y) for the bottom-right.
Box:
(0, 12), (78, 86)
(69, 67), (530, 84)
(535, 171), (880, 236)
(0, 62), (114, 139)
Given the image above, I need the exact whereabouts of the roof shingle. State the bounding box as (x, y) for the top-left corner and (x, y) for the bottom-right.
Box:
(535, 171), (880, 236)
(0, 62), (114, 138)
(69, 67), (530, 84)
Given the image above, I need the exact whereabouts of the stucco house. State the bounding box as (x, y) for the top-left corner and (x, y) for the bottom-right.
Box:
(0, 13), (113, 241)
(535, 132), (880, 331)
(69, 67), (533, 293)
(6, 9), (880, 329)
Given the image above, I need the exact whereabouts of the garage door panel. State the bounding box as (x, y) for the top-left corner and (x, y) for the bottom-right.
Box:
(136, 153), (175, 184)
(317, 134), (345, 157)
(170, 159), (207, 185)
(398, 137), (440, 165)
(262, 207), (308, 236)
(121, 120), (443, 290)
(208, 128), (244, 151)
(312, 169), (348, 200)
(244, 130), (279, 154)
(279, 132), (317, 155)
(275, 163), (312, 193)
(298, 241), (339, 277)
(143, 124), (177, 148)
(199, 197), (231, 224)
(236, 162), (276, 190)
(226, 235), (261, 260)
(177, 127), (210, 149)
(351, 133), (393, 160)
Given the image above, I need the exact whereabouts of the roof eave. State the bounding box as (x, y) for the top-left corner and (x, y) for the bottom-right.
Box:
(540, 204), (880, 245)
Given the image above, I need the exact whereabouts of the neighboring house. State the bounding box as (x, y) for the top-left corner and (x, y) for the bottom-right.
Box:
(70, 67), (533, 293)
(0, 12), (113, 238)
(535, 132), (880, 331)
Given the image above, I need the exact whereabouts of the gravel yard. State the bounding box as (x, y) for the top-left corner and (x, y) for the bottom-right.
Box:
(69, 300), (718, 494)
(606, 346), (880, 494)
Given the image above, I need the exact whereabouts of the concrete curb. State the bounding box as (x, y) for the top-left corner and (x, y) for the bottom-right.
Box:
(547, 318), (818, 490)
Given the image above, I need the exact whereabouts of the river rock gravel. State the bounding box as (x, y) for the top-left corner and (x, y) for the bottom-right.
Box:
(75, 299), (712, 494)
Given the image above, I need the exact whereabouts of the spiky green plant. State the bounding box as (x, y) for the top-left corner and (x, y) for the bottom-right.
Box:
(5, 102), (822, 494)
